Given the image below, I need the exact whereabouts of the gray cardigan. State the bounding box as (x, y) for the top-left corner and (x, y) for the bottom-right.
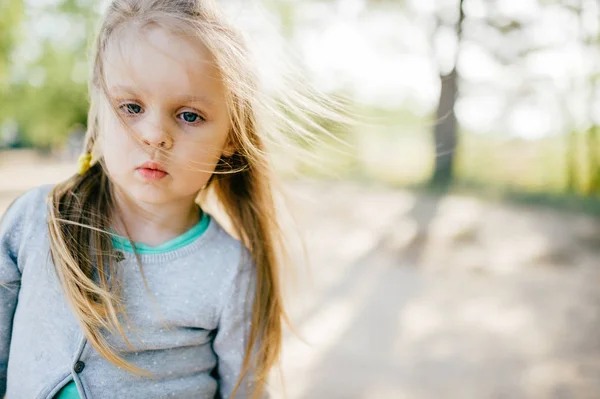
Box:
(0, 185), (260, 398)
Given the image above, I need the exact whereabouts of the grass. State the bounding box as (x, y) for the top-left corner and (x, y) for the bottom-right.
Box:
(277, 115), (600, 217)
(407, 179), (600, 218)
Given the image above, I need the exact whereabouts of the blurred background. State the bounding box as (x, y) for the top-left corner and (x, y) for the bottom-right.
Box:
(1, 0), (600, 398)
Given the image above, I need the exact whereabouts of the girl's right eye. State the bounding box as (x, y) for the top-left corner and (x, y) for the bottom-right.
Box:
(119, 103), (143, 115)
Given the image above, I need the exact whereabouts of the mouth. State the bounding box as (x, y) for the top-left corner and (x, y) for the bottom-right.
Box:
(136, 161), (168, 181)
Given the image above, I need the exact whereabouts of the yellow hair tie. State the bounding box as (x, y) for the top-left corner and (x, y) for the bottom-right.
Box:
(77, 153), (92, 175)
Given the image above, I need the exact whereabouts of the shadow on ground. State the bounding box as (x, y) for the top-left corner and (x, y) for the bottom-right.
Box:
(2, 158), (600, 399)
(273, 181), (600, 399)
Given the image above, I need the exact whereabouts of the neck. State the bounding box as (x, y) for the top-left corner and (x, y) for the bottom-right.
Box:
(111, 187), (200, 247)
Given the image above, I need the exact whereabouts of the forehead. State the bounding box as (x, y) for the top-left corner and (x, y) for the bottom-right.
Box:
(103, 23), (225, 104)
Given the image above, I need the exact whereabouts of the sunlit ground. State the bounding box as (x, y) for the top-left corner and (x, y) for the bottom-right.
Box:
(272, 181), (600, 399)
(1, 151), (599, 399)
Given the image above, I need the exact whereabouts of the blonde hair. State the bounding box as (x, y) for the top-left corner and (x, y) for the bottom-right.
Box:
(48, 0), (348, 397)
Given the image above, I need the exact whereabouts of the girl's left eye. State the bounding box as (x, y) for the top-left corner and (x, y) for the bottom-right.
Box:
(178, 111), (205, 124)
(119, 103), (143, 114)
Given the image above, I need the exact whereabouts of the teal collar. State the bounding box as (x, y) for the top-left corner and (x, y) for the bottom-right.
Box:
(111, 210), (210, 255)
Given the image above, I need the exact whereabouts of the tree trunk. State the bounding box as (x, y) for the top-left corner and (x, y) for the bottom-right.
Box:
(431, 68), (459, 187)
(578, 0), (599, 196)
(566, 131), (578, 193)
(588, 126), (600, 194)
(430, 0), (464, 188)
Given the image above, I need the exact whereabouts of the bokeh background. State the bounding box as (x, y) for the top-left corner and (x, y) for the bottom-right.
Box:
(1, 0), (600, 398)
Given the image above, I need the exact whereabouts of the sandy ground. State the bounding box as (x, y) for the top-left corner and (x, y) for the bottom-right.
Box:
(1, 152), (600, 398)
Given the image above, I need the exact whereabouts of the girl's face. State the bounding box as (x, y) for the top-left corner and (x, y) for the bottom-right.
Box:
(99, 23), (232, 207)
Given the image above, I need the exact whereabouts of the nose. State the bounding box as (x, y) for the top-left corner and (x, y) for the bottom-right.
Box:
(139, 114), (173, 150)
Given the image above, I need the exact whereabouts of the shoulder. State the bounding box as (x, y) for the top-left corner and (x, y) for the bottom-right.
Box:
(205, 215), (256, 288)
(0, 184), (54, 262)
(0, 184), (53, 231)
(206, 215), (254, 271)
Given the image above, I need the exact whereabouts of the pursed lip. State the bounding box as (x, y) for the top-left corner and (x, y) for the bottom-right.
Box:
(136, 161), (168, 174)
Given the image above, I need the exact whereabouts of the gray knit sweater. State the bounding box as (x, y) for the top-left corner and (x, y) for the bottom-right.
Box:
(0, 185), (260, 399)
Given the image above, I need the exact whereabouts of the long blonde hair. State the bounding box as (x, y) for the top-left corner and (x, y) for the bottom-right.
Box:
(48, 0), (347, 397)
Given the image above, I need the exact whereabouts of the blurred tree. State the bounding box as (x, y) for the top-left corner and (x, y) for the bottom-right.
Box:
(587, 124), (599, 193)
(0, 0), (25, 120)
(565, 133), (578, 192)
(455, 0), (595, 195)
(0, 0), (97, 150)
(430, 0), (464, 188)
(566, 0), (586, 194)
(562, 0), (600, 196)
(580, 0), (600, 195)
(264, 0), (296, 40)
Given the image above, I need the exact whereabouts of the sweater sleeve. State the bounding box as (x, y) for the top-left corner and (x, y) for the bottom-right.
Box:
(212, 247), (267, 399)
(0, 195), (28, 396)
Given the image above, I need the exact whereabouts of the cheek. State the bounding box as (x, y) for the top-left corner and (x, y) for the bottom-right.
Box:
(99, 128), (134, 173)
(101, 146), (125, 177)
(178, 151), (220, 176)
(102, 116), (140, 149)
(176, 136), (226, 173)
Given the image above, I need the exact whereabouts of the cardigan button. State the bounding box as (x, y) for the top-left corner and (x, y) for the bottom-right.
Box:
(74, 361), (85, 373)
(114, 251), (125, 262)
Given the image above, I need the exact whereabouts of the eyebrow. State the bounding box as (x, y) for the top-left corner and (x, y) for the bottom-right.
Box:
(177, 94), (216, 108)
(108, 85), (216, 108)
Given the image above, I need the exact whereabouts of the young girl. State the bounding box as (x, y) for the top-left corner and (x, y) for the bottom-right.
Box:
(0, 0), (320, 397)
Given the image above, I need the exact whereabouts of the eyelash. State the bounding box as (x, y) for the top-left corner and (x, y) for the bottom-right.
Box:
(117, 102), (206, 124)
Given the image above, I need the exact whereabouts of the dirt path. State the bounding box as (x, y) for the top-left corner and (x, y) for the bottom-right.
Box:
(1, 160), (600, 398)
(272, 181), (600, 399)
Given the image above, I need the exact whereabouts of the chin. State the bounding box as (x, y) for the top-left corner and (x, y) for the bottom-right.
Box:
(113, 181), (169, 206)
(130, 187), (174, 205)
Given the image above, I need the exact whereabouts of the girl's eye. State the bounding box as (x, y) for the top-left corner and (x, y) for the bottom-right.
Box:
(120, 103), (143, 114)
(178, 111), (204, 124)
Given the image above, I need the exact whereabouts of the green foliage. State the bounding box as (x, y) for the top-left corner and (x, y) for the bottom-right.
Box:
(0, 0), (598, 210)
(0, 0), (25, 104)
(0, 0), (97, 149)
